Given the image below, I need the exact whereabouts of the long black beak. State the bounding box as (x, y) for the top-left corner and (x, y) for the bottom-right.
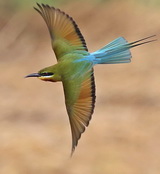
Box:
(25, 73), (40, 78)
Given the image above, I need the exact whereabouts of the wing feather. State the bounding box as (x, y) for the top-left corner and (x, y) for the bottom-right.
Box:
(62, 69), (96, 155)
(34, 3), (88, 60)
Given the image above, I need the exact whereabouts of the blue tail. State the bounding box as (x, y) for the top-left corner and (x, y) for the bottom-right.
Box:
(91, 35), (156, 64)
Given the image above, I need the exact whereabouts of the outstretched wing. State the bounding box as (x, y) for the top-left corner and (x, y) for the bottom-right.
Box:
(34, 3), (88, 61)
(62, 69), (96, 155)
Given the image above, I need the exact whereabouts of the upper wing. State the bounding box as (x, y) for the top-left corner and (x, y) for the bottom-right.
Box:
(34, 3), (88, 61)
(62, 69), (96, 155)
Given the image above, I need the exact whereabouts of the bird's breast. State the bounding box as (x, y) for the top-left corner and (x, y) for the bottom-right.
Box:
(59, 59), (93, 81)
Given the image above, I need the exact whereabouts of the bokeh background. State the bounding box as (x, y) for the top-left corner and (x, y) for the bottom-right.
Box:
(0, 0), (160, 173)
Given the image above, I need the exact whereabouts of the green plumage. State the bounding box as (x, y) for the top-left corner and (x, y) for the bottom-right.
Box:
(26, 3), (156, 155)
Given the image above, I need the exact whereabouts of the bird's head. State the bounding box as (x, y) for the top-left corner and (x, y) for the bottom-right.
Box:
(25, 66), (61, 82)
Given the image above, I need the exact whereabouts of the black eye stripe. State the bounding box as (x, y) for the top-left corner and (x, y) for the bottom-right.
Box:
(40, 72), (54, 76)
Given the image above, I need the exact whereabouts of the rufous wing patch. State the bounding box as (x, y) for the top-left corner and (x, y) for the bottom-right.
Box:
(67, 69), (96, 155)
(34, 3), (88, 60)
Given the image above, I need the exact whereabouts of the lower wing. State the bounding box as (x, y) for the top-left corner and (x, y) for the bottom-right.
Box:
(62, 68), (96, 155)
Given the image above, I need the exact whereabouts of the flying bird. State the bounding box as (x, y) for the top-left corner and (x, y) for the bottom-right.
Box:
(26, 3), (156, 155)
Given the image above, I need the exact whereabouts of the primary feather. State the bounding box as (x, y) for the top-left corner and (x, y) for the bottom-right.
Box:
(34, 3), (88, 60)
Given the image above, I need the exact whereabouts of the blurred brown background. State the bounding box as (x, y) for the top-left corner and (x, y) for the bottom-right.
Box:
(0, 0), (160, 173)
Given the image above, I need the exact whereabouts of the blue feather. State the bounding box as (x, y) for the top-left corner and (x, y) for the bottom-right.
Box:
(91, 35), (156, 64)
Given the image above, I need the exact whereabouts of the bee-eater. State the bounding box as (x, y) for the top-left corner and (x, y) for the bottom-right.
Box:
(26, 3), (156, 155)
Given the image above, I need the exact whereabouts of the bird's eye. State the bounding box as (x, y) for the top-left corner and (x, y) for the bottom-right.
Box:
(40, 72), (54, 76)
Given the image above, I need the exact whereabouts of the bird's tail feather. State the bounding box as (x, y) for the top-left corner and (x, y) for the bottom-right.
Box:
(92, 35), (156, 64)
